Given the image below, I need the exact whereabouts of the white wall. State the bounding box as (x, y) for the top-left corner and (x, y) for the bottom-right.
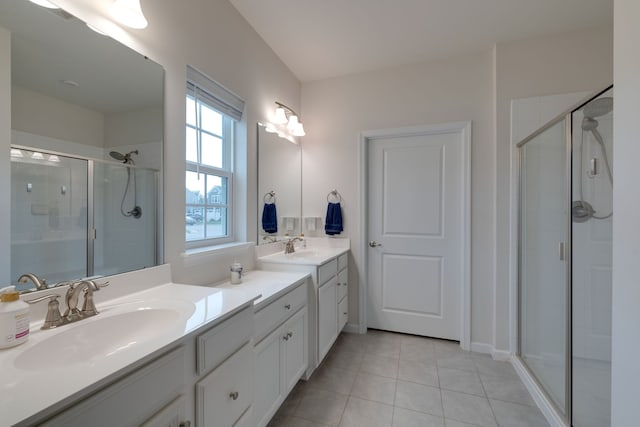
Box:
(7, 0), (302, 285)
(301, 51), (496, 345)
(12, 86), (105, 147)
(494, 26), (613, 352)
(611, 0), (640, 424)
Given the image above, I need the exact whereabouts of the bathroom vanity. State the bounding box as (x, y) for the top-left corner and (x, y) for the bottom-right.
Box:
(256, 238), (350, 371)
(1, 265), (316, 427)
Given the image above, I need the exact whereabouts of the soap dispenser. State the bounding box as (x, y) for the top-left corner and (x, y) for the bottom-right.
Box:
(0, 286), (30, 349)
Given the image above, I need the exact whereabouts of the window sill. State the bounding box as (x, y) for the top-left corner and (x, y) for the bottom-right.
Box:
(181, 241), (253, 263)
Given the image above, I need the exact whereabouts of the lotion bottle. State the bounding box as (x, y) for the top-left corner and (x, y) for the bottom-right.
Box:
(0, 286), (30, 349)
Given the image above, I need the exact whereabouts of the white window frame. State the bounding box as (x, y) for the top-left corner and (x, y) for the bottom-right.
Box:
(185, 91), (237, 248)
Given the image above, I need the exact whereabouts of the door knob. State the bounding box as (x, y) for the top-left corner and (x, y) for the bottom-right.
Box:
(369, 240), (382, 247)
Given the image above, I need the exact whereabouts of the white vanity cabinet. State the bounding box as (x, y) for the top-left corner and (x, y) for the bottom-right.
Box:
(257, 247), (349, 373)
(253, 280), (308, 427)
(318, 253), (349, 362)
(37, 305), (255, 427)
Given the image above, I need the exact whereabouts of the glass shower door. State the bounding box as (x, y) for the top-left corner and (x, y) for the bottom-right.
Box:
(519, 118), (570, 417)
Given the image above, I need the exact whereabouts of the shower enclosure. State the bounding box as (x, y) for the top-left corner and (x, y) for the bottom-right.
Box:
(11, 147), (158, 286)
(518, 87), (613, 427)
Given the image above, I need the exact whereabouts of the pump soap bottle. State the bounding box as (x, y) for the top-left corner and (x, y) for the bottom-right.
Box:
(0, 286), (30, 349)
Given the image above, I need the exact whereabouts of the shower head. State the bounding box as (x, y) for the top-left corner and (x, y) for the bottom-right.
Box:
(109, 150), (138, 164)
(583, 97), (613, 119)
(581, 117), (599, 131)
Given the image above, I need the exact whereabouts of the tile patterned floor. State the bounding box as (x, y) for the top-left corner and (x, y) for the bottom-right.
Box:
(267, 330), (550, 427)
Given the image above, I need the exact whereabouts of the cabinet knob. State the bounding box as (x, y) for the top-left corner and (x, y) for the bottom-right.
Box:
(283, 334), (289, 341)
(229, 391), (239, 400)
(284, 304), (291, 310)
(179, 422), (191, 427)
(343, 312), (348, 315)
(287, 332), (293, 338)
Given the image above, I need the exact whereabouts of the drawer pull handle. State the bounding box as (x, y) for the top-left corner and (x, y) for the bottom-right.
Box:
(284, 304), (291, 310)
(229, 391), (239, 400)
(287, 332), (293, 338)
(343, 312), (348, 315)
(283, 335), (289, 341)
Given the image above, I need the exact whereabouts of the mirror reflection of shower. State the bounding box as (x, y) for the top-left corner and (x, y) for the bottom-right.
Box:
(572, 97), (613, 223)
(109, 150), (142, 219)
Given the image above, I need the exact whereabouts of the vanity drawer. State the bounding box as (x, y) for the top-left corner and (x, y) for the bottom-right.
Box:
(337, 267), (348, 301)
(318, 259), (338, 285)
(254, 281), (307, 342)
(338, 252), (348, 271)
(197, 306), (253, 376)
(42, 347), (186, 427)
(196, 342), (254, 427)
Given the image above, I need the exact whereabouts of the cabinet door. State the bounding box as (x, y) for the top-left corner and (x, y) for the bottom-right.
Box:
(282, 307), (308, 394)
(318, 277), (338, 362)
(253, 330), (283, 427)
(338, 267), (348, 301)
(338, 295), (348, 332)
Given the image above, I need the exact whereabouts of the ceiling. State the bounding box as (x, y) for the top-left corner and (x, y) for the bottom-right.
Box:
(229, 0), (613, 82)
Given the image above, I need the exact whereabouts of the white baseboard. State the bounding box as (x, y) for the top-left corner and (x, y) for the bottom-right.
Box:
(342, 323), (361, 334)
(511, 357), (566, 427)
(470, 342), (494, 355)
(491, 349), (511, 361)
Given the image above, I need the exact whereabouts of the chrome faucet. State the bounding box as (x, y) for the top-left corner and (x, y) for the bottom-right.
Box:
(284, 237), (304, 254)
(64, 280), (107, 322)
(18, 273), (48, 291)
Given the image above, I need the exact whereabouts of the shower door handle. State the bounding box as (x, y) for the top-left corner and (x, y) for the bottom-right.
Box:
(558, 242), (565, 261)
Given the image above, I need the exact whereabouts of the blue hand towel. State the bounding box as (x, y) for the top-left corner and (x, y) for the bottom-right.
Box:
(325, 202), (343, 235)
(262, 203), (278, 233)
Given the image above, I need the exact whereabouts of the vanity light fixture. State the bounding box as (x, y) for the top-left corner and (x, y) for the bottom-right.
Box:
(111, 0), (148, 29)
(10, 149), (24, 158)
(31, 152), (45, 160)
(48, 155), (60, 162)
(274, 102), (306, 136)
(28, 0), (59, 9)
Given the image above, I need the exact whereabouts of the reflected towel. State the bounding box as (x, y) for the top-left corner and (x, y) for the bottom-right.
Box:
(324, 202), (343, 235)
(262, 203), (278, 233)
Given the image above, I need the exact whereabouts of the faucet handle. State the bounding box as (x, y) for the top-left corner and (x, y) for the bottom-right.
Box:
(79, 280), (108, 317)
(25, 294), (63, 329)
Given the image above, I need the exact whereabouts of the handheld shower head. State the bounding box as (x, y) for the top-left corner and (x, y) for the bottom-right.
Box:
(583, 97), (613, 119)
(109, 150), (138, 164)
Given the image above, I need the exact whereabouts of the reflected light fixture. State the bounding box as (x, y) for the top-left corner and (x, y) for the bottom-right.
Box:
(31, 152), (45, 160)
(10, 149), (24, 158)
(48, 155), (60, 162)
(28, 0), (59, 9)
(274, 102), (306, 136)
(111, 0), (148, 29)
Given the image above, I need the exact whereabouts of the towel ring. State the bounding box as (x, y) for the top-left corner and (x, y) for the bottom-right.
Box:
(327, 189), (342, 203)
(263, 190), (276, 204)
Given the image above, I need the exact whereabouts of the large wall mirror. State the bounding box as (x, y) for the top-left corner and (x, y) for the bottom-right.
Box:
(1, 0), (164, 292)
(257, 123), (301, 243)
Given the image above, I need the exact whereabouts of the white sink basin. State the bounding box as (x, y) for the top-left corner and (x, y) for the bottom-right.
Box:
(260, 248), (342, 265)
(15, 301), (194, 371)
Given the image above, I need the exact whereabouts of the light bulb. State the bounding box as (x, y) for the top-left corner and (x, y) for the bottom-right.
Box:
(111, 0), (148, 29)
(31, 152), (45, 160)
(274, 107), (288, 124)
(10, 149), (23, 158)
(287, 115), (299, 131)
(292, 122), (306, 137)
(48, 155), (60, 162)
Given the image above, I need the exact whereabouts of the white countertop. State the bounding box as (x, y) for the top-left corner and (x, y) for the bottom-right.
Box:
(1, 282), (260, 427)
(257, 246), (349, 266)
(214, 270), (311, 310)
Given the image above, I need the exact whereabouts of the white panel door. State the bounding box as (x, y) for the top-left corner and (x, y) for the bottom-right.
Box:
(367, 125), (468, 340)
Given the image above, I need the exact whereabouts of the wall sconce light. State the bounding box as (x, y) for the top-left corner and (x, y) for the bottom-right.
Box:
(111, 0), (148, 29)
(274, 102), (306, 136)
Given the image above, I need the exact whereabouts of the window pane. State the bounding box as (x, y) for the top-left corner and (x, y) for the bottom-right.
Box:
(201, 133), (223, 168)
(201, 103), (223, 135)
(206, 208), (227, 238)
(186, 96), (196, 126)
(186, 127), (198, 163)
(186, 207), (204, 241)
(206, 175), (228, 205)
(186, 171), (205, 204)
